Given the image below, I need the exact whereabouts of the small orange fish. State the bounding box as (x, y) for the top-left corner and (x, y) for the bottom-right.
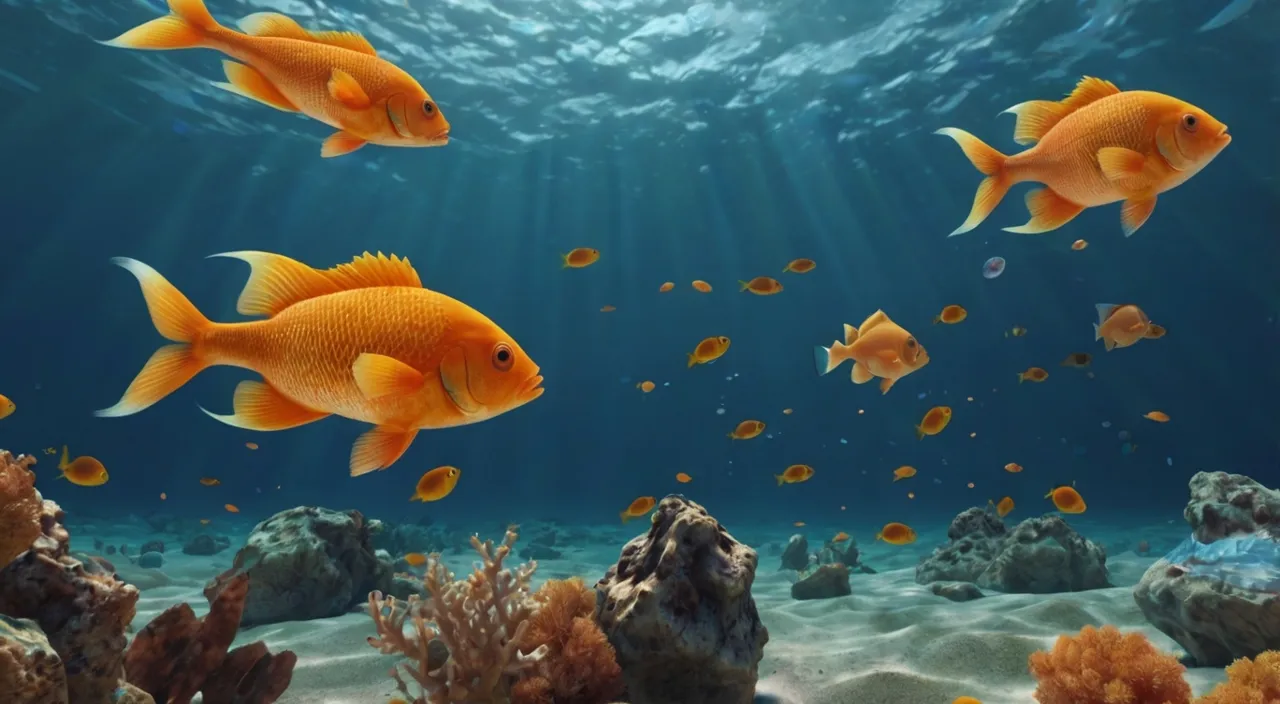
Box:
(793, 521), (806, 527)
(0, 394), (14, 420)
(1144, 411), (1170, 423)
(692, 280), (712, 293)
(916, 406), (952, 439)
(776, 464), (814, 486)
(1006, 326), (1028, 337)
(160, 492), (167, 500)
(782, 259), (816, 274)
(1146, 323), (1167, 339)
(967, 482), (976, 488)
(225, 503), (240, 513)
(1018, 367), (1049, 383)
(1046, 484), (1087, 513)
(675, 472), (692, 483)
(103, 0), (451, 158)
(621, 496), (656, 523)
(933, 305), (967, 325)
(738, 277), (783, 295)
(937, 76), (1229, 237)
(1071, 239), (1088, 250)
(56, 446), (109, 487)
(600, 305), (616, 313)
(954, 697), (983, 704)
(687, 336), (730, 368)
(1004, 462), (1023, 473)
(200, 478), (222, 487)
(1095, 303), (1161, 351)
(907, 492), (915, 499)
(403, 552), (428, 567)
(995, 496), (1015, 517)
(44, 447), (57, 455)
(659, 282), (675, 292)
(200, 519), (211, 525)
(245, 441), (259, 450)
(782, 408), (793, 415)
(1061, 352), (1093, 368)
(411, 465), (460, 502)
(831, 531), (850, 543)
(814, 310), (930, 395)
(561, 248), (600, 269)
(637, 381), (656, 393)
(876, 522), (917, 546)
(892, 466), (917, 481)
(728, 420), (765, 440)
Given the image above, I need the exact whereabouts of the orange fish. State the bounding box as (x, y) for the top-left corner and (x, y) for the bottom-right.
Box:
(57, 446), (109, 487)
(411, 465), (460, 502)
(954, 697), (983, 704)
(1046, 484), (1086, 513)
(916, 406), (952, 439)
(659, 282), (675, 292)
(967, 482), (976, 488)
(814, 310), (930, 395)
(692, 280), (712, 293)
(1061, 352), (1092, 368)
(728, 420), (765, 440)
(621, 496), (656, 523)
(561, 248), (600, 269)
(675, 472), (692, 483)
(102, 0), (450, 157)
(739, 277), (783, 295)
(600, 305), (616, 313)
(637, 381), (656, 393)
(892, 466), (916, 481)
(1072, 239), (1088, 250)
(995, 496), (1014, 518)
(793, 521), (806, 527)
(776, 464), (814, 486)
(200, 519), (211, 525)
(782, 259), (816, 274)
(0, 394), (14, 420)
(403, 552), (428, 567)
(933, 305), (967, 324)
(245, 441), (259, 450)
(831, 531), (850, 543)
(1143, 411), (1170, 423)
(907, 492), (915, 499)
(782, 408), (793, 415)
(687, 336), (730, 368)
(160, 492), (167, 500)
(1146, 323), (1167, 339)
(225, 503), (240, 513)
(199, 477), (221, 486)
(875, 522), (916, 546)
(937, 76), (1230, 237)
(1004, 462), (1023, 473)
(1017, 367), (1049, 383)
(97, 252), (544, 477)
(1095, 303), (1161, 351)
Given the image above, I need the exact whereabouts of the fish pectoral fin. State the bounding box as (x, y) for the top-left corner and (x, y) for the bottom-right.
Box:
(1120, 195), (1158, 237)
(353, 353), (426, 400)
(1002, 187), (1085, 235)
(238, 12), (378, 55)
(321, 131), (367, 158)
(327, 69), (372, 110)
(1096, 147), (1151, 184)
(850, 362), (873, 384)
(200, 380), (330, 430)
(213, 61), (298, 112)
(350, 426), (419, 476)
(879, 377), (897, 394)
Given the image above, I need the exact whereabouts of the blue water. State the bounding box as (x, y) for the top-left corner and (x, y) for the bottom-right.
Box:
(1, 0), (1278, 540)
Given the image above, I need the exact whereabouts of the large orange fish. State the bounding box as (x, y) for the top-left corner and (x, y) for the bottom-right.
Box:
(813, 310), (929, 394)
(97, 252), (543, 476)
(937, 76), (1230, 237)
(102, 0), (450, 157)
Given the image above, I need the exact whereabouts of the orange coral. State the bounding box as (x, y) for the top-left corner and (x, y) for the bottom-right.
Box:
(514, 578), (623, 704)
(1195, 651), (1280, 703)
(1028, 625), (1192, 704)
(0, 450), (41, 568)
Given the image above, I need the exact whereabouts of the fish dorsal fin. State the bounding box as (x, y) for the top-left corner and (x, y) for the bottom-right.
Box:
(1002, 77), (1121, 145)
(237, 12), (378, 56)
(858, 309), (890, 334)
(1095, 303), (1119, 325)
(1061, 76), (1121, 112)
(211, 251), (344, 317)
(842, 323), (858, 345)
(325, 252), (422, 290)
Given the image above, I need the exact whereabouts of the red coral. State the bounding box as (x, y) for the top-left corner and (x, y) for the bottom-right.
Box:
(1028, 625), (1192, 704)
(514, 578), (623, 704)
(1195, 651), (1280, 704)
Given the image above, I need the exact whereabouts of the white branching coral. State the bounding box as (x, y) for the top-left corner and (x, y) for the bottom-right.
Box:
(367, 526), (547, 704)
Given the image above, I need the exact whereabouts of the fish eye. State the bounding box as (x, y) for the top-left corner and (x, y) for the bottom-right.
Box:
(1181, 114), (1198, 132)
(906, 338), (917, 348)
(491, 343), (514, 371)
(423, 100), (436, 116)
(718, 336), (729, 344)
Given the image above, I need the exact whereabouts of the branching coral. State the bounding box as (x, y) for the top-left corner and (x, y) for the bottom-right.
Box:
(512, 578), (624, 704)
(1028, 624), (1192, 704)
(0, 450), (41, 568)
(1195, 651), (1280, 703)
(367, 525), (547, 704)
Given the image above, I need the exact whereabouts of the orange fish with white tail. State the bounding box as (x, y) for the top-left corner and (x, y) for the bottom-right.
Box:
(813, 310), (929, 394)
(937, 76), (1230, 237)
(101, 0), (450, 157)
(97, 252), (543, 476)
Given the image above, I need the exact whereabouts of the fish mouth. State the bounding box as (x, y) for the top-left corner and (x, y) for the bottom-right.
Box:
(518, 374), (545, 403)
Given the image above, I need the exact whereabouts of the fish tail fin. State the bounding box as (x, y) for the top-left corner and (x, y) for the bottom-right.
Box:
(619, 511), (630, 524)
(775, 474), (785, 486)
(934, 127), (1012, 236)
(96, 258), (214, 417)
(687, 353), (697, 369)
(58, 445), (69, 471)
(100, 0), (222, 49)
(1093, 323), (1101, 341)
(738, 280), (749, 292)
(932, 315), (941, 324)
(560, 253), (570, 269)
(408, 493), (421, 502)
(915, 425), (926, 440)
(1017, 372), (1026, 384)
(812, 345), (833, 376)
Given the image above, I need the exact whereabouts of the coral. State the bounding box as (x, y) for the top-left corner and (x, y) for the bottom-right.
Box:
(1195, 651), (1280, 703)
(367, 526), (546, 704)
(0, 450), (41, 568)
(513, 578), (623, 704)
(0, 614), (68, 704)
(1028, 625), (1191, 704)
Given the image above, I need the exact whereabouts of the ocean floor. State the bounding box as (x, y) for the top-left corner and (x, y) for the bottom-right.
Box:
(63, 514), (1225, 704)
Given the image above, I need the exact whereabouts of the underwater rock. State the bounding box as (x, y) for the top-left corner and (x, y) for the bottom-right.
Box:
(200, 642), (297, 704)
(595, 496), (768, 704)
(929, 581), (985, 602)
(138, 540), (164, 555)
(0, 614), (68, 704)
(1133, 471), (1280, 666)
(815, 538), (859, 569)
(779, 534), (809, 571)
(915, 508), (1008, 584)
(182, 534), (230, 556)
(137, 552), (163, 569)
(224, 506), (392, 626)
(790, 564), (851, 601)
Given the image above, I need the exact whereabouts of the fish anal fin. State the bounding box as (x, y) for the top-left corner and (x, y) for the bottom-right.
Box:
(842, 323), (858, 344)
(858, 310), (890, 333)
(350, 426), (419, 476)
(879, 377), (897, 394)
(851, 362), (873, 384)
(238, 12), (378, 55)
(214, 61), (298, 112)
(321, 131), (367, 158)
(325, 252), (422, 289)
(1120, 195), (1158, 237)
(202, 380), (330, 430)
(353, 353), (425, 400)
(208, 251), (342, 317)
(327, 69), (371, 110)
(1001, 100), (1069, 145)
(1103, 337), (1117, 352)
(1003, 188), (1085, 235)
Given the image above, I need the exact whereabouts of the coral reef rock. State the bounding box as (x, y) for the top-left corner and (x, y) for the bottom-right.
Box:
(929, 581), (985, 602)
(0, 451), (42, 569)
(1134, 471), (1280, 666)
(182, 534), (230, 556)
(916, 507), (1109, 593)
(224, 506), (393, 626)
(0, 615), (68, 704)
(595, 496), (768, 704)
(791, 563), (851, 601)
(779, 534), (809, 571)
